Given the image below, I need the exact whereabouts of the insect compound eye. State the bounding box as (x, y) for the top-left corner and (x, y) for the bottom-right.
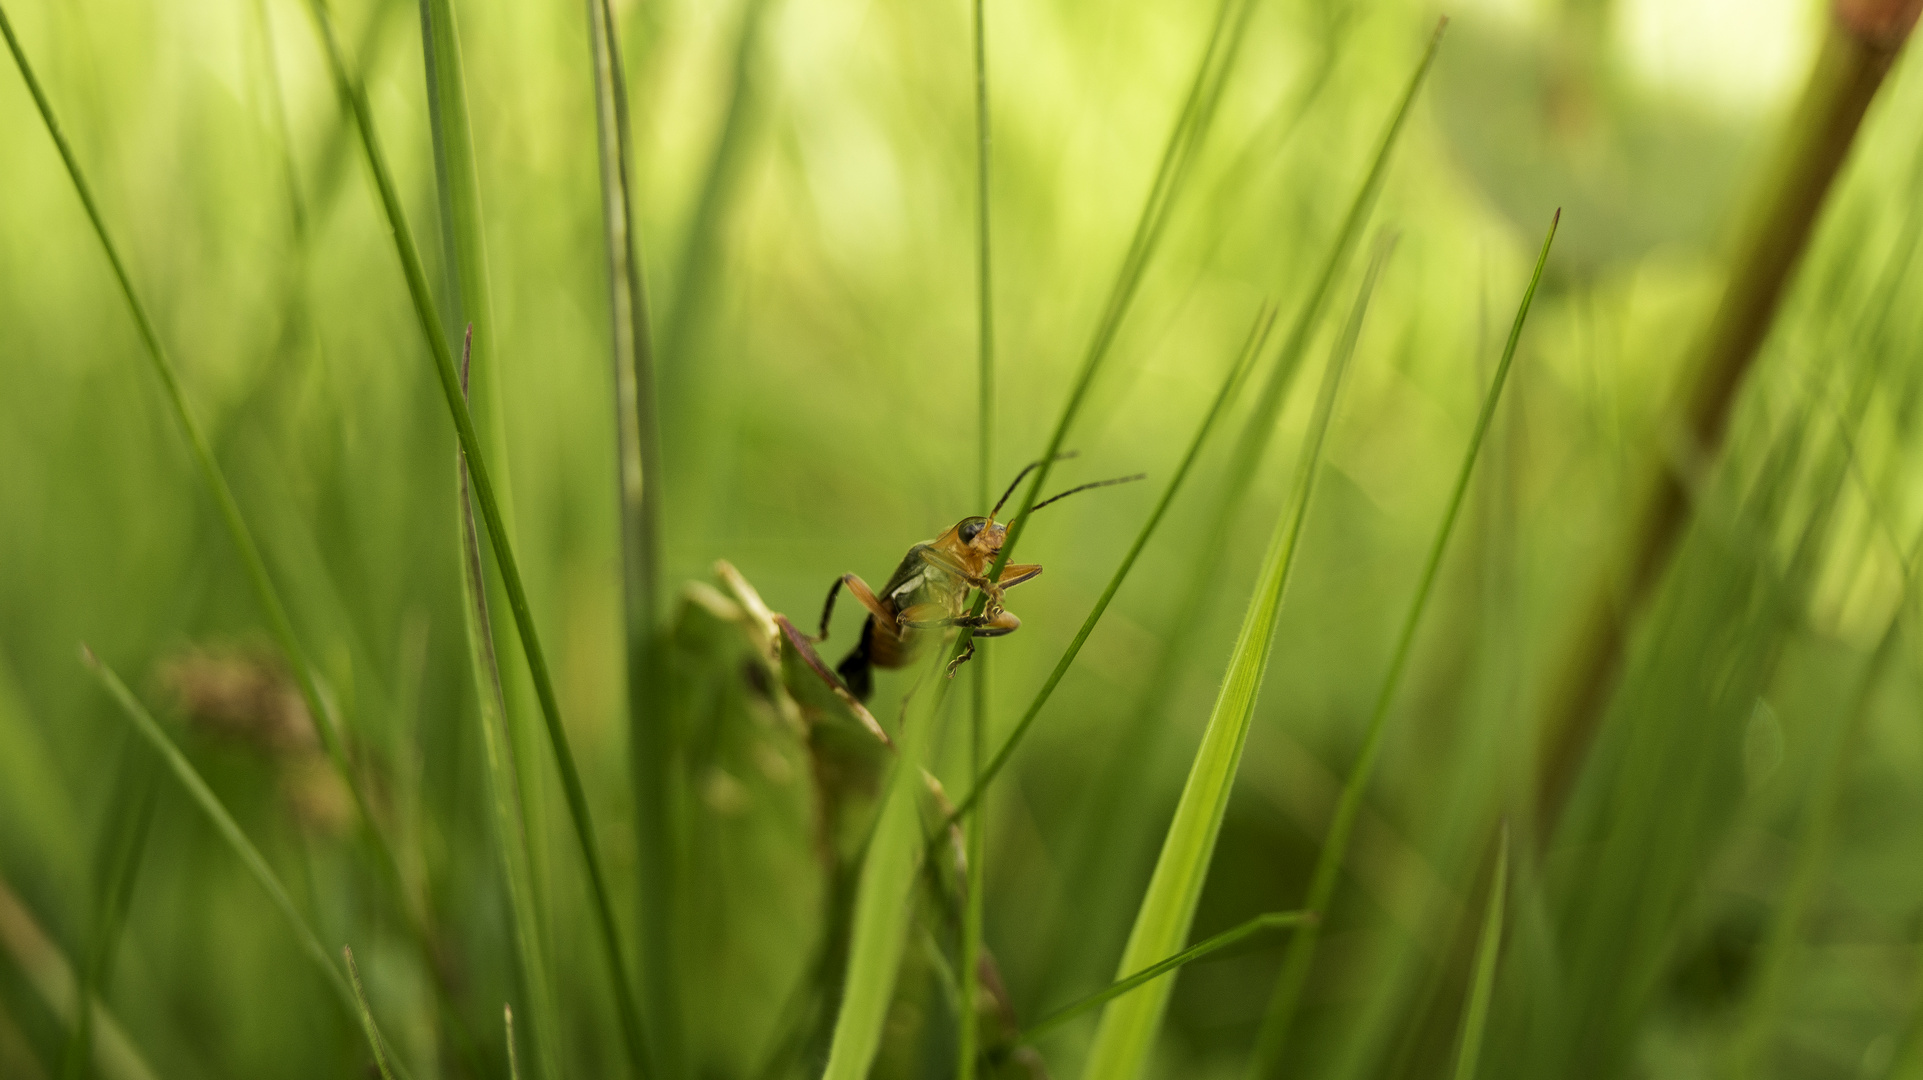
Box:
(958, 519), (983, 544)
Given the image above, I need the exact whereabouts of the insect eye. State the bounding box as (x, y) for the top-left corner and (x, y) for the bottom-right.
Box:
(959, 520), (983, 543)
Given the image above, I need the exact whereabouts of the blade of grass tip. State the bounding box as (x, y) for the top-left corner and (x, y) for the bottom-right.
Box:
(80, 649), (414, 1080)
(61, 752), (156, 1080)
(582, 0), (676, 1068)
(345, 947), (399, 1080)
(960, 0), (995, 1073)
(1450, 824), (1510, 1080)
(295, 2), (649, 1070)
(1020, 911), (1314, 1047)
(1246, 210), (1558, 1080)
(0, 0), (423, 940)
(507, 1006), (523, 1080)
(1031, 28), (1445, 993)
(946, 302), (1275, 831)
(457, 333), (565, 1080)
(1079, 230), (1376, 1080)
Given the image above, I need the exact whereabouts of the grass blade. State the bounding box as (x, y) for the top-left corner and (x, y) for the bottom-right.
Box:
(0, 878), (159, 1080)
(821, 652), (957, 1079)
(80, 650), (412, 1080)
(1245, 210), (1558, 1079)
(1020, 911), (1313, 1047)
(345, 947), (399, 1080)
(580, 0), (676, 1068)
(1078, 230), (1380, 1080)
(457, 334), (564, 1080)
(959, 0), (996, 1073)
(1450, 826), (1510, 1080)
(946, 303), (1275, 827)
(60, 750), (155, 1080)
(294, 1), (648, 1067)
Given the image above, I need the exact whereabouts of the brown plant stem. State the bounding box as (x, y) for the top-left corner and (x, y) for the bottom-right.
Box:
(1533, 1), (1918, 837)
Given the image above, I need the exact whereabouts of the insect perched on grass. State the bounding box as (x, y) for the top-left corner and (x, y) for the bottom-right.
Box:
(817, 457), (1144, 700)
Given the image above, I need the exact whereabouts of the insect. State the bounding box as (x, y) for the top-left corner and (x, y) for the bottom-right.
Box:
(817, 458), (1144, 701)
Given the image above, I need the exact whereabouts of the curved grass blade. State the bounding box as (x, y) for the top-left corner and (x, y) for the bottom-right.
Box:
(345, 947), (399, 1080)
(580, 0), (675, 1068)
(1079, 235), (1382, 1080)
(294, 1), (647, 1066)
(1245, 211), (1559, 1079)
(457, 335), (564, 1080)
(1019, 911), (1312, 1048)
(81, 650), (413, 1080)
(0, 0), (419, 944)
(946, 303), (1275, 829)
(1450, 825), (1510, 1080)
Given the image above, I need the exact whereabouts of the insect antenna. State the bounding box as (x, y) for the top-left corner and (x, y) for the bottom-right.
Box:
(991, 452), (1080, 518)
(1030, 473), (1147, 512)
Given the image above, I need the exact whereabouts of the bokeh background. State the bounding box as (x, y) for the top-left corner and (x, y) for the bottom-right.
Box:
(3, 0), (1923, 1076)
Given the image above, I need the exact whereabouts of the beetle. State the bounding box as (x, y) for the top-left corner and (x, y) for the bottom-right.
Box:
(817, 458), (1142, 701)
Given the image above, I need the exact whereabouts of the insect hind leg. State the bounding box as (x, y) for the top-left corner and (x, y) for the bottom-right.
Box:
(835, 618), (877, 701)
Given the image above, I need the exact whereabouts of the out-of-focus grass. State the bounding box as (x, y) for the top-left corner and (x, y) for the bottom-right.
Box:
(3, 0), (1923, 1078)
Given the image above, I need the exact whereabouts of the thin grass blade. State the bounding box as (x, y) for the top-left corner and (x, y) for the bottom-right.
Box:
(1078, 233), (1382, 1080)
(507, 1007), (523, 1080)
(457, 334), (564, 1080)
(580, 0), (675, 1068)
(1246, 211), (1559, 1079)
(81, 650), (412, 1080)
(294, 2), (647, 1066)
(1021, 911), (1313, 1047)
(345, 947), (399, 1080)
(1450, 825), (1510, 1080)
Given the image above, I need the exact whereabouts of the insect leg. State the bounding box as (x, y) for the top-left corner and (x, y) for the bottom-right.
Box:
(994, 563), (1042, 590)
(819, 573), (893, 640)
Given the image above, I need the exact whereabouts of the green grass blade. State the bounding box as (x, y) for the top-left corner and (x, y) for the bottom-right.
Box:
(1021, 911), (1313, 1046)
(294, 1), (648, 1066)
(81, 651), (412, 1080)
(1245, 210), (1558, 1079)
(60, 752), (155, 1080)
(1450, 826), (1510, 1080)
(581, 0), (675, 1068)
(1079, 233), (1381, 1080)
(821, 651), (956, 1080)
(960, 0), (996, 1073)
(946, 303), (1276, 827)
(345, 947), (399, 1080)
(0, 0), (415, 937)
(457, 336), (564, 1080)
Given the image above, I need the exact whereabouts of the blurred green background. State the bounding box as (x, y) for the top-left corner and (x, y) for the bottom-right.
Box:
(3, 0), (1923, 1076)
